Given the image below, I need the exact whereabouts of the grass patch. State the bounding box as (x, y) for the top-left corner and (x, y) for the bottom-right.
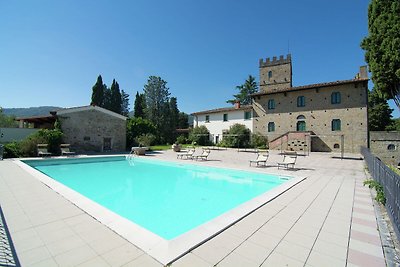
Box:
(150, 145), (171, 150)
(388, 165), (400, 175)
(364, 179), (386, 205)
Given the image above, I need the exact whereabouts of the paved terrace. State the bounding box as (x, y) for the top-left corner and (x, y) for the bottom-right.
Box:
(0, 149), (391, 266)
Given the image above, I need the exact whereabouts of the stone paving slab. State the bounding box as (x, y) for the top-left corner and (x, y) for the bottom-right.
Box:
(0, 149), (394, 266)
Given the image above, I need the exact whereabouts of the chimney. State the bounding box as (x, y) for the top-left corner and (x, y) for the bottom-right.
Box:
(359, 66), (368, 79)
(234, 101), (241, 109)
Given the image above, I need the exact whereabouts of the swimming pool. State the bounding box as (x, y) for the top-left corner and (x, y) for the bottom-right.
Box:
(20, 156), (304, 264)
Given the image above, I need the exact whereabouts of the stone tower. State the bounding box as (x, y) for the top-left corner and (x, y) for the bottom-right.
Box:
(259, 54), (292, 93)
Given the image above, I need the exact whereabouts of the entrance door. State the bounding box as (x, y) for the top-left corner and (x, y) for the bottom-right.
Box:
(215, 135), (219, 144)
(103, 138), (112, 151)
(297, 121), (306, 131)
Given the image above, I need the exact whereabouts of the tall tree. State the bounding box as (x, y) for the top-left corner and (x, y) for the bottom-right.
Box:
(227, 75), (258, 105)
(169, 97), (179, 126)
(133, 92), (146, 118)
(166, 97), (180, 142)
(143, 76), (171, 142)
(91, 75), (104, 106)
(109, 79), (122, 114)
(103, 84), (112, 110)
(177, 112), (189, 129)
(121, 90), (130, 116)
(361, 0), (400, 107)
(368, 88), (394, 131)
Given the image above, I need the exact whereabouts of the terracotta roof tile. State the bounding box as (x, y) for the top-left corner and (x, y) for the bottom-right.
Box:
(191, 105), (252, 115)
(252, 78), (369, 96)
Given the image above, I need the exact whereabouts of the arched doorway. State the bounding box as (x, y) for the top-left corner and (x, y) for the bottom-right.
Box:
(296, 115), (306, 131)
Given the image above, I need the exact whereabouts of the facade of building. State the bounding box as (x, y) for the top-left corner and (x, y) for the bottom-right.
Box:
(370, 131), (400, 167)
(56, 106), (127, 153)
(252, 54), (369, 153)
(192, 103), (253, 144)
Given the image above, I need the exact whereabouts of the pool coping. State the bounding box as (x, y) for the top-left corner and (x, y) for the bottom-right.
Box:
(15, 156), (307, 265)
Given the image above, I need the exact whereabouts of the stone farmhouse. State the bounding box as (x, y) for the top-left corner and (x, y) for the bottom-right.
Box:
(192, 54), (369, 153)
(17, 105), (127, 153)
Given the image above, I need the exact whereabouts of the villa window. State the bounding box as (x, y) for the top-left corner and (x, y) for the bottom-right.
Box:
(268, 122), (275, 132)
(244, 111), (252, 120)
(331, 92), (341, 104)
(205, 115), (210, 123)
(331, 119), (341, 131)
(267, 99), (275, 110)
(297, 96), (305, 107)
(223, 113), (228, 122)
(297, 115), (306, 120)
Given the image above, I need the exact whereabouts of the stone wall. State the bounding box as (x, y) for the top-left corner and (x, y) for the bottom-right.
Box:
(370, 131), (400, 167)
(253, 82), (368, 153)
(0, 128), (39, 143)
(58, 109), (126, 153)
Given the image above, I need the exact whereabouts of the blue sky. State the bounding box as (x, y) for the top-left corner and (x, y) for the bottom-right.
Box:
(1, 0), (399, 117)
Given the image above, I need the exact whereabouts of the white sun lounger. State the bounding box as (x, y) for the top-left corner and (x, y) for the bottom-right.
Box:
(249, 152), (269, 166)
(177, 148), (195, 159)
(37, 144), (52, 157)
(192, 149), (211, 161)
(277, 151), (297, 169)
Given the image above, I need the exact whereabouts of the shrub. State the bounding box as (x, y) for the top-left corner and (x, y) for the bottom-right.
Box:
(188, 126), (211, 146)
(363, 179), (386, 205)
(221, 124), (251, 148)
(127, 117), (156, 147)
(3, 142), (21, 158)
(135, 133), (156, 147)
(37, 129), (63, 155)
(176, 135), (187, 144)
(19, 129), (63, 157)
(251, 133), (268, 149)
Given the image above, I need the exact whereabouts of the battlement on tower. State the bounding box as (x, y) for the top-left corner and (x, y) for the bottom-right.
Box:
(259, 54), (291, 68)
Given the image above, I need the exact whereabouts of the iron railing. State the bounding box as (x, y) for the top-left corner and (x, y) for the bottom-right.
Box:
(361, 147), (400, 240)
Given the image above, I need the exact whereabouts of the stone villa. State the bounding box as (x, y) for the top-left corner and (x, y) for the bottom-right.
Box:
(193, 54), (369, 153)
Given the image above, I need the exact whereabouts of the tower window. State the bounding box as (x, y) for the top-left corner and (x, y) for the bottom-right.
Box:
(267, 99), (275, 110)
(297, 96), (305, 107)
(268, 71), (272, 81)
(268, 122), (275, 132)
(331, 92), (341, 104)
(331, 119), (341, 131)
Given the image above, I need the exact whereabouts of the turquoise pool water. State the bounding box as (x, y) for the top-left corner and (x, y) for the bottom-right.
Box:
(24, 156), (287, 240)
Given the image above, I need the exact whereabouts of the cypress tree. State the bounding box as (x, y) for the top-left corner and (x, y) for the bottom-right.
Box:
(121, 90), (130, 116)
(91, 75), (104, 106)
(134, 92), (146, 118)
(110, 79), (122, 114)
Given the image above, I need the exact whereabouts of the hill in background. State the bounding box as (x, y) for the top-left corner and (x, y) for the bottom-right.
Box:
(3, 106), (62, 117)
